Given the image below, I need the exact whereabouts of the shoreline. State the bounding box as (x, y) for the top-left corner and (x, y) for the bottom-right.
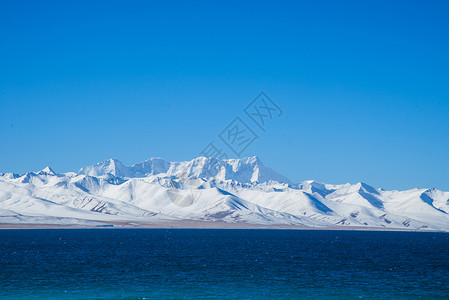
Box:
(0, 220), (444, 232)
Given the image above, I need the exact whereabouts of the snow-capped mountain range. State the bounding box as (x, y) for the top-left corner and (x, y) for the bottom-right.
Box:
(1, 156), (448, 230)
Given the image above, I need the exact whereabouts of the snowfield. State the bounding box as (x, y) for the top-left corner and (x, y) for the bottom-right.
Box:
(1, 156), (448, 230)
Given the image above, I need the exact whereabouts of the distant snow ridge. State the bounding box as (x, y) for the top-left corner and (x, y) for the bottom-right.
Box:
(1, 156), (449, 230)
(78, 156), (292, 184)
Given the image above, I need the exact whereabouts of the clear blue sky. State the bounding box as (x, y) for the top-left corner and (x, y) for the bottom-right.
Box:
(1, 0), (448, 190)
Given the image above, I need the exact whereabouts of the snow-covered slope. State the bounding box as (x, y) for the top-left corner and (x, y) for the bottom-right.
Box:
(1, 157), (448, 230)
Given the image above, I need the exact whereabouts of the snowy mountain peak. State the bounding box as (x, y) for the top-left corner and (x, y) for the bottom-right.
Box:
(37, 166), (56, 176)
(0, 172), (20, 179)
(220, 156), (292, 184)
(130, 157), (170, 177)
(355, 182), (380, 195)
(78, 158), (127, 177)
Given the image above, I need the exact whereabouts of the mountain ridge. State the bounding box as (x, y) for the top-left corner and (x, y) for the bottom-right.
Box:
(1, 156), (448, 230)
(78, 156), (293, 185)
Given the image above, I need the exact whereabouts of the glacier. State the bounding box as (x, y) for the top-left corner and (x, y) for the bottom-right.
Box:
(1, 156), (448, 230)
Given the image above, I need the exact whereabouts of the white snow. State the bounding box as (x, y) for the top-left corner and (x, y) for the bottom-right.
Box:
(1, 156), (448, 230)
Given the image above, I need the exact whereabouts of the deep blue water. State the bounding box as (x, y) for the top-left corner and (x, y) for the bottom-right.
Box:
(0, 229), (449, 299)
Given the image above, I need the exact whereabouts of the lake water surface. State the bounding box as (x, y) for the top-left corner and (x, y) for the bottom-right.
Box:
(0, 229), (448, 299)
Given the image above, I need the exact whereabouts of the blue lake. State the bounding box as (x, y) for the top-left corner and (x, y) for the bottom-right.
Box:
(0, 229), (448, 299)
